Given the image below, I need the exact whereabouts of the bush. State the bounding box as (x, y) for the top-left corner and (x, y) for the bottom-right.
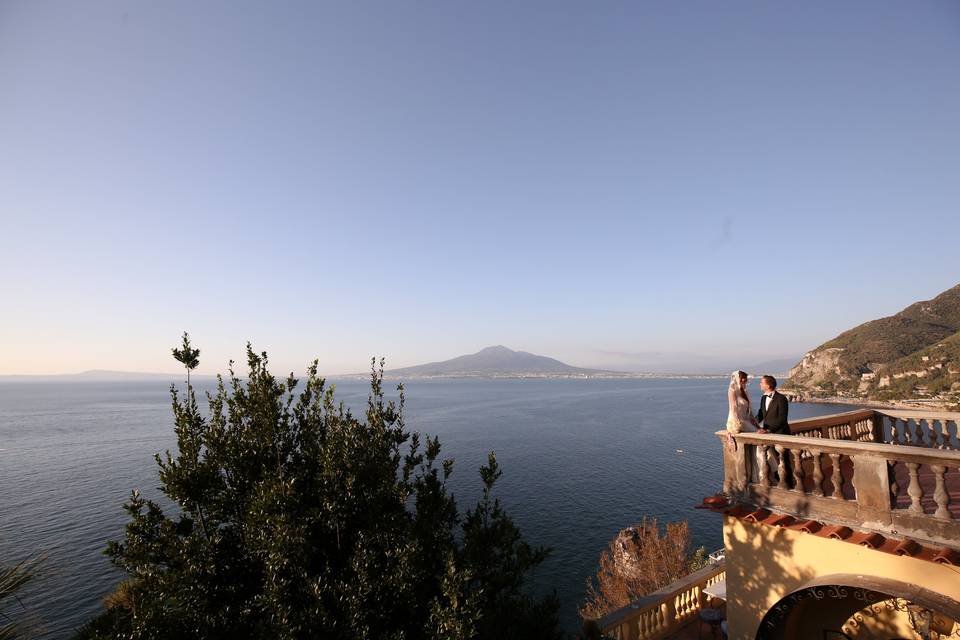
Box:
(81, 335), (561, 640)
(579, 518), (706, 620)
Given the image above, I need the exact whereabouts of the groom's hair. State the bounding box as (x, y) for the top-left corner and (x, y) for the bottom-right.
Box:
(761, 375), (777, 389)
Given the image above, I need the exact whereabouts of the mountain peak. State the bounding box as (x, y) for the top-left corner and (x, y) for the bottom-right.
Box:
(387, 346), (605, 377)
(477, 345), (516, 354)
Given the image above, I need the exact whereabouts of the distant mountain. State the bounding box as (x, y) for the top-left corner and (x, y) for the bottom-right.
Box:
(786, 283), (960, 404)
(583, 351), (800, 375)
(386, 346), (615, 378)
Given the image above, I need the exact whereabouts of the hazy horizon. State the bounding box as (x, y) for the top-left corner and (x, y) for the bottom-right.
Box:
(0, 344), (843, 378)
(3, 2), (959, 375)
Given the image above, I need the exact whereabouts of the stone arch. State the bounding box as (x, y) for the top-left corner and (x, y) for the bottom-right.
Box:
(756, 574), (960, 640)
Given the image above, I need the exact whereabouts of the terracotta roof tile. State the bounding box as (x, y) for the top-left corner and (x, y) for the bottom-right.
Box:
(766, 514), (796, 528)
(699, 495), (730, 509)
(893, 539), (922, 557)
(822, 525), (853, 540)
(723, 505), (754, 518)
(715, 501), (958, 568)
(850, 532), (886, 549)
(788, 519), (823, 534)
(933, 548), (960, 566)
(743, 508), (772, 523)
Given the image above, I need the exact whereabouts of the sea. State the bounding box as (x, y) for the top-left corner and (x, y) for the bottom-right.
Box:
(0, 377), (855, 637)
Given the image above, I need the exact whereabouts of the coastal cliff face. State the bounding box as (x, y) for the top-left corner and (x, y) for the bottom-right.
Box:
(788, 348), (846, 388)
(784, 283), (960, 407)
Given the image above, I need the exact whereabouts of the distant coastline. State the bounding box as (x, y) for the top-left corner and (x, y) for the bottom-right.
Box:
(782, 390), (958, 411)
(349, 372), (735, 381)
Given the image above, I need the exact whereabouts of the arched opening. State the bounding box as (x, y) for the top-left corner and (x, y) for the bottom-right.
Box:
(756, 575), (960, 640)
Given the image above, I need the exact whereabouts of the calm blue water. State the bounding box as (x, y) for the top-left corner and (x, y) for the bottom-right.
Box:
(0, 377), (853, 637)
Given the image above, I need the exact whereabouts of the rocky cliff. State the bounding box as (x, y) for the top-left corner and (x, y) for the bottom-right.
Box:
(785, 283), (960, 406)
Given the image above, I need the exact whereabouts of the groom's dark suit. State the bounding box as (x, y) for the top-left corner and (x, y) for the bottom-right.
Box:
(757, 391), (789, 435)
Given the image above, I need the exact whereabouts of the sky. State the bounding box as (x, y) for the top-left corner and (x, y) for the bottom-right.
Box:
(1, 1), (959, 375)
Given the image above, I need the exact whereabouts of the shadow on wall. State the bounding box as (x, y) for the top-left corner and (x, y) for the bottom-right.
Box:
(727, 513), (933, 640)
(724, 513), (814, 640)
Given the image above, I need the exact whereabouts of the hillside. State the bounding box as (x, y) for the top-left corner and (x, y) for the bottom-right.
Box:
(386, 346), (614, 378)
(785, 283), (960, 405)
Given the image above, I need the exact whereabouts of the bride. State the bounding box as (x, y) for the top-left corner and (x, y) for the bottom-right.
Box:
(726, 370), (760, 449)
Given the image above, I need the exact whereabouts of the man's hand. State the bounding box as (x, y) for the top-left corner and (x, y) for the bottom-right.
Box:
(757, 428), (769, 434)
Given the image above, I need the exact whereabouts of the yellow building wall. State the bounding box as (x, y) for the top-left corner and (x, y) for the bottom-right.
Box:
(723, 516), (960, 640)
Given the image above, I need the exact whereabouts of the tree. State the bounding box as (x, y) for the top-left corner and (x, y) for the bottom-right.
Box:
(81, 338), (561, 639)
(579, 518), (707, 620)
(170, 332), (199, 387)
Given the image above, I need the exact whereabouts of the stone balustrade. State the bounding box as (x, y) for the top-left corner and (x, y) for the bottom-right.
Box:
(720, 427), (960, 548)
(874, 409), (960, 449)
(599, 562), (726, 640)
(788, 408), (960, 449)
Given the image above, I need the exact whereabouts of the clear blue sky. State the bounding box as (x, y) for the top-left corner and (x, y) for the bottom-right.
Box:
(2, 1), (959, 375)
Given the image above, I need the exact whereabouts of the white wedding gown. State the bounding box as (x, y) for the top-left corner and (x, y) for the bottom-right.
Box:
(726, 393), (766, 481)
(726, 394), (755, 434)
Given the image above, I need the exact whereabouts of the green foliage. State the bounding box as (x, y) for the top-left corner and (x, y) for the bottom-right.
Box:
(170, 331), (200, 387)
(820, 283), (960, 374)
(687, 546), (709, 573)
(821, 316), (957, 370)
(0, 555), (44, 639)
(793, 284), (960, 402)
(82, 339), (560, 640)
(460, 453), (560, 640)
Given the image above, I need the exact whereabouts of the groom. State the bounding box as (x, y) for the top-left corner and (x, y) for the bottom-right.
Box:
(756, 375), (789, 435)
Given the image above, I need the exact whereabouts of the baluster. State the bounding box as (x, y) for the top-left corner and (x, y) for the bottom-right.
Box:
(756, 444), (768, 487)
(931, 465), (951, 519)
(776, 445), (788, 489)
(888, 460), (899, 505)
(930, 419), (943, 449)
(906, 462), (924, 513)
(811, 451), (824, 496)
(903, 420), (914, 445)
(889, 417), (900, 444)
(791, 449), (804, 491)
(830, 453), (843, 498)
(914, 419), (926, 446)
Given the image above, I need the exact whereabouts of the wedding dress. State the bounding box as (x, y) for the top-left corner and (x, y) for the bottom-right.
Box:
(726, 393), (755, 434)
(725, 374), (766, 481)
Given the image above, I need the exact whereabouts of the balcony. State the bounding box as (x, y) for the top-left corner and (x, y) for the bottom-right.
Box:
(720, 408), (960, 548)
(597, 408), (960, 639)
(598, 560), (726, 640)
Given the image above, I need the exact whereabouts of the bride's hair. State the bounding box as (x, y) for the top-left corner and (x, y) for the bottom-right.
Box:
(729, 370), (751, 409)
